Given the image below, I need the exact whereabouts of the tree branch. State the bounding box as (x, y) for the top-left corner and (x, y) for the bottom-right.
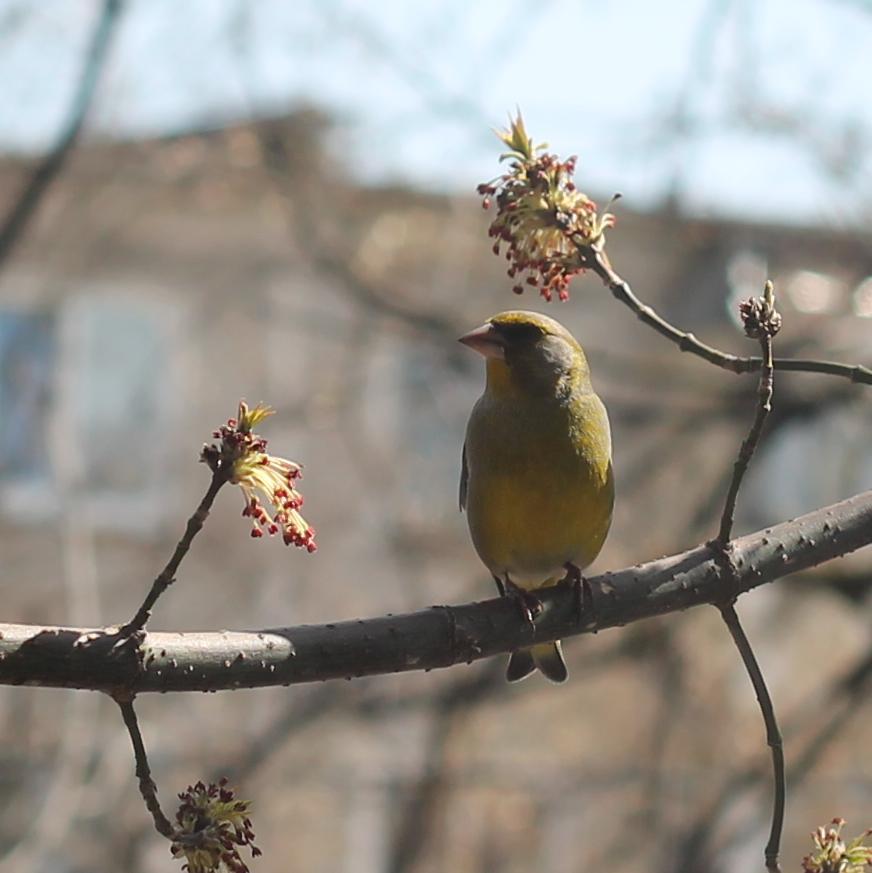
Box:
(586, 249), (872, 386)
(1, 489), (870, 692)
(672, 638), (872, 870)
(0, 0), (124, 269)
(116, 697), (175, 839)
(709, 283), (785, 870)
(717, 297), (777, 544)
(719, 603), (784, 872)
(120, 469), (228, 635)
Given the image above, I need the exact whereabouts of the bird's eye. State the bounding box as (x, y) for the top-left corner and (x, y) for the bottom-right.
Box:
(494, 322), (544, 343)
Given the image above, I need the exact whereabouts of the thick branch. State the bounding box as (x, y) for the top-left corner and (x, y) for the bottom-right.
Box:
(1, 489), (870, 692)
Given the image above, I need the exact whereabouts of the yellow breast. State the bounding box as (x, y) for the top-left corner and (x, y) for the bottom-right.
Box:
(464, 378), (614, 588)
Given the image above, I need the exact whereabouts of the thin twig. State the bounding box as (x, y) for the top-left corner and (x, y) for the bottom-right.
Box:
(116, 697), (175, 839)
(705, 639), (872, 866)
(717, 317), (775, 544)
(718, 602), (785, 872)
(0, 0), (124, 270)
(666, 620), (872, 870)
(585, 248), (872, 386)
(708, 283), (784, 871)
(121, 470), (228, 634)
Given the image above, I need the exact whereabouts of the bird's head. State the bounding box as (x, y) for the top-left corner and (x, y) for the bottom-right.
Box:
(459, 310), (590, 397)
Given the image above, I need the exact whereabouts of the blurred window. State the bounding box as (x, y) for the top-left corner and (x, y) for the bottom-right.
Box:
(0, 295), (175, 532)
(0, 309), (55, 486)
(853, 276), (872, 318)
(65, 297), (165, 496)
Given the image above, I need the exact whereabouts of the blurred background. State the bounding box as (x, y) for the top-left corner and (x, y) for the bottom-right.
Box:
(0, 1), (870, 872)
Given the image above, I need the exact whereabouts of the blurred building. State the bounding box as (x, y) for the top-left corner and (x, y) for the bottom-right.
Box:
(0, 111), (870, 873)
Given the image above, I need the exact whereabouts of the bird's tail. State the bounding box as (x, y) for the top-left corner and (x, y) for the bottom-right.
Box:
(506, 641), (568, 683)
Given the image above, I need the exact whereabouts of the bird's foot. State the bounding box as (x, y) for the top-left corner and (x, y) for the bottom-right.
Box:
(562, 562), (596, 628)
(491, 574), (507, 598)
(502, 577), (543, 628)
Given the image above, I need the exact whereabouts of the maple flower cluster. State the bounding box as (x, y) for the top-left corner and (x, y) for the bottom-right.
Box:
(801, 818), (872, 873)
(202, 401), (316, 551)
(478, 112), (617, 302)
(171, 779), (261, 873)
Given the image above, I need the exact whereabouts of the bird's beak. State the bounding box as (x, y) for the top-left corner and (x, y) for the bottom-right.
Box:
(458, 323), (505, 360)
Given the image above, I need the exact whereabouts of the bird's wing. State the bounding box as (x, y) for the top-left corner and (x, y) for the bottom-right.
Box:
(459, 441), (468, 512)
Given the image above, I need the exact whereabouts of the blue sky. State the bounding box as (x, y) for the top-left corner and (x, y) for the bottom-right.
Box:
(1, 0), (871, 225)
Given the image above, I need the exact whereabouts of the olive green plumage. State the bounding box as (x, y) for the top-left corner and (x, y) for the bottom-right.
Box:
(459, 311), (614, 682)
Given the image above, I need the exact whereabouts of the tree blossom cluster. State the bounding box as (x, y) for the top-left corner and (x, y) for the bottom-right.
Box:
(171, 779), (261, 873)
(478, 112), (616, 302)
(202, 401), (316, 551)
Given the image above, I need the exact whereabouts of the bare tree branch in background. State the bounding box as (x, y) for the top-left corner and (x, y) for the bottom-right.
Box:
(0, 0), (124, 270)
(250, 116), (469, 350)
(387, 662), (502, 873)
(641, 0), (872, 204)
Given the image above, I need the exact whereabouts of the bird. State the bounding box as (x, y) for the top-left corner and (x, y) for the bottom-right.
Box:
(459, 310), (614, 682)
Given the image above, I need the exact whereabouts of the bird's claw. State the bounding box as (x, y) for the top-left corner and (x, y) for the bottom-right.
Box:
(502, 577), (542, 628)
(563, 562), (595, 628)
(491, 574), (507, 598)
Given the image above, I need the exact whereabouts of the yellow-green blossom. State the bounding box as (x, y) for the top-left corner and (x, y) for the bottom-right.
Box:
(802, 818), (872, 873)
(171, 779), (260, 873)
(202, 401), (316, 551)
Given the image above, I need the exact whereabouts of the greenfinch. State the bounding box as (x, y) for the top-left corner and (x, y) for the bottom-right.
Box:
(459, 311), (614, 682)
